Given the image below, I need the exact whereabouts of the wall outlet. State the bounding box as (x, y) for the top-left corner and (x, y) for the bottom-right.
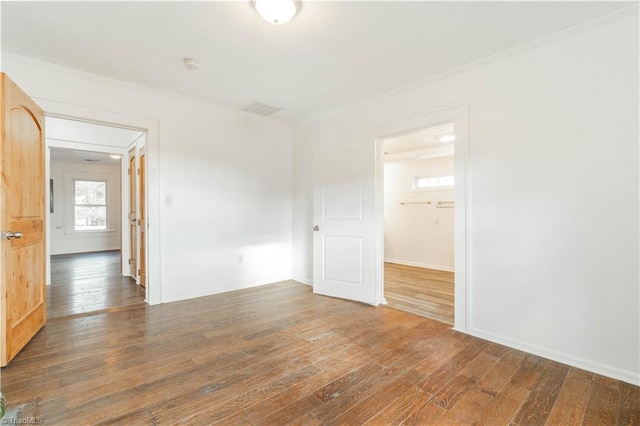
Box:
(237, 254), (243, 263)
(165, 195), (173, 207)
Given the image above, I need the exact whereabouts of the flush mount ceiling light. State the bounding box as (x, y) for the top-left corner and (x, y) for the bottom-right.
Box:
(110, 154), (122, 159)
(439, 134), (455, 143)
(254, 0), (299, 25)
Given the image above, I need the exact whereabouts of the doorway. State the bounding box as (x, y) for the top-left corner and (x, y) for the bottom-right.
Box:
(46, 116), (147, 317)
(382, 122), (455, 325)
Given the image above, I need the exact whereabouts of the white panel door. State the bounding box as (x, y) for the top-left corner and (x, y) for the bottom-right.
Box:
(313, 144), (378, 304)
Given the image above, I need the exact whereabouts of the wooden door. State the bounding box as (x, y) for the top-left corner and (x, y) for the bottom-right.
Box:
(128, 148), (137, 277)
(138, 147), (146, 288)
(313, 144), (377, 305)
(0, 73), (46, 366)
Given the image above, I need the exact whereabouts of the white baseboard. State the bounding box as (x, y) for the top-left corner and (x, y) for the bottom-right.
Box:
(384, 258), (455, 272)
(292, 275), (313, 286)
(469, 327), (640, 386)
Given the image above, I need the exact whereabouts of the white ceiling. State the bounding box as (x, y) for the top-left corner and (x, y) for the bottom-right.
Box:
(50, 148), (122, 166)
(46, 116), (144, 148)
(384, 122), (455, 162)
(46, 116), (143, 165)
(385, 122), (454, 153)
(1, 1), (630, 122)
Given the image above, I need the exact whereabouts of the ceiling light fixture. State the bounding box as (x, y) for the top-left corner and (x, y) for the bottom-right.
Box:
(254, 0), (298, 25)
(110, 154), (122, 159)
(439, 134), (455, 143)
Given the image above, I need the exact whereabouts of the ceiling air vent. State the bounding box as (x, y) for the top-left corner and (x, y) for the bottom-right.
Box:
(240, 102), (282, 117)
(84, 159), (100, 163)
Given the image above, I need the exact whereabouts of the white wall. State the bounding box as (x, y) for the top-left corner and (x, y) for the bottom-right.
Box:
(50, 159), (121, 255)
(292, 13), (639, 384)
(384, 156), (454, 271)
(2, 52), (293, 304)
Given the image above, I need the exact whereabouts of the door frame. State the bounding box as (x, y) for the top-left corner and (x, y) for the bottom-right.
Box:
(371, 103), (469, 332)
(127, 146), (138, 278)
(38, 99), (161, 305)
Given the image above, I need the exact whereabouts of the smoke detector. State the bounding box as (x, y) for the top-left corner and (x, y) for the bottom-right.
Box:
(183, 58), (200, 70)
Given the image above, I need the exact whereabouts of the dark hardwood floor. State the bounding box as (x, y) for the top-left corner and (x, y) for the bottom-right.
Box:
(385, 262), (454, 326)
(47, 250), (145, 320)
(1, 279), (638, 424)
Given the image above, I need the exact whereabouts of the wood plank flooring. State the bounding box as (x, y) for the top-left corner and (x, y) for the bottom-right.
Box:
(385, 262), (454, 325)
(48, 250), (145, 319)
(1, 280), (638, 425)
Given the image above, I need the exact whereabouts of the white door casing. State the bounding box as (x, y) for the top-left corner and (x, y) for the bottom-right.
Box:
(372, 103), (469, 331)
(38, 100), (161, 305)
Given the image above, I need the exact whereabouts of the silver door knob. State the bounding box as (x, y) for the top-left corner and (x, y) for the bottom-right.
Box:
(6, 231), (22, 240)
(313, 226), (320, 231)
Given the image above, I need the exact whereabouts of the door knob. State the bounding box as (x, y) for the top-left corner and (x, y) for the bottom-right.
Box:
(313, 226), (320, 231)
(6, 231), (22, 240)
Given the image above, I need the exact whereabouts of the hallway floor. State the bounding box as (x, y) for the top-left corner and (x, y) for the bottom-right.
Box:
(48, 250), (145, 320)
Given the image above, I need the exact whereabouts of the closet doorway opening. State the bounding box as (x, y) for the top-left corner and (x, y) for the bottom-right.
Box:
(382, 122), (455, 325)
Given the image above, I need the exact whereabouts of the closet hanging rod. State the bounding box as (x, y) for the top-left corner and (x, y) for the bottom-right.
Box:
(437, 201), (454, 209)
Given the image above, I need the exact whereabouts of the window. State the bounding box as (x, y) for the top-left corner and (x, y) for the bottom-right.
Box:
(413, 175), (455, 190)
(74, 180), (107, 231)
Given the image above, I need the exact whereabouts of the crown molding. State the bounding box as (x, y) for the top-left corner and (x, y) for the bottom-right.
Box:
(1, 51), (292, 126)
(306, 4), (639, 123)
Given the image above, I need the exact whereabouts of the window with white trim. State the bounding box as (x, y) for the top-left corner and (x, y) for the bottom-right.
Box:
(413, 175), (455, 191)
(74, 180), (108, 231)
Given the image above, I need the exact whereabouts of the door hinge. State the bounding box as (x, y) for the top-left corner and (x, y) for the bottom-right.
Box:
(138, 268), (141, 275)
(137, 168), (141, 176)
(128, 258), (135, 265)
(128, 168), (131, 175)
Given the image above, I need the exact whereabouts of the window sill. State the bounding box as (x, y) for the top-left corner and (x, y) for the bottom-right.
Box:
(411, 186), (455, 193)
(64, 229), (117, 236)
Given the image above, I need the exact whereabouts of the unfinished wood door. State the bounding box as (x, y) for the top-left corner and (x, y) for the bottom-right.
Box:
(0, 73), (46, 366)
(128, 148), (137, 278)
(138, 147), (146, 289)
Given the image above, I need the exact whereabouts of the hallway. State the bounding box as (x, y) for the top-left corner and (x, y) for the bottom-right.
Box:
(48, 250), (145, 319)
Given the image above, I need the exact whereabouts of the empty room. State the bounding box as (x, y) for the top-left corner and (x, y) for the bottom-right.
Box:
(0, 1), (638, 424)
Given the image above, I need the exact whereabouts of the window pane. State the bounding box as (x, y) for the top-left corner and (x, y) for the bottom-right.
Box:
(75, 206), (107, 230)
(439, 176), (455, 186)
(416, 177), (429, 188)
(75, 181), (106, 205)
(414, 175), (455, 190)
